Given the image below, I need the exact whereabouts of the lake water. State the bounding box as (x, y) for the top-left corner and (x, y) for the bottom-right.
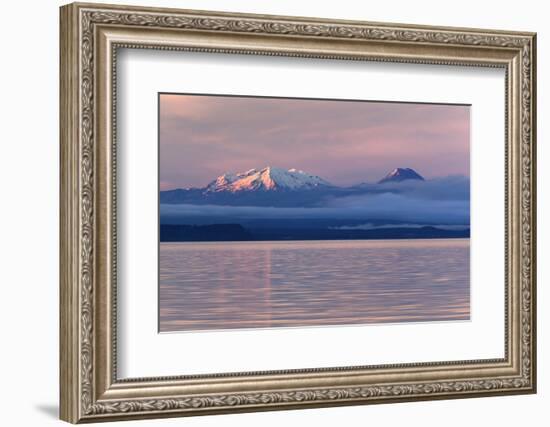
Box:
(159, 239), (470, 332)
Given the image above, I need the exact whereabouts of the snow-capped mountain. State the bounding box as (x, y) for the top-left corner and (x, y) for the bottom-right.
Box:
(205, 167), (332, 193)
(160, 166), (337, 206)
(378, 168), (424, 184)
(160, 166), (429, 207)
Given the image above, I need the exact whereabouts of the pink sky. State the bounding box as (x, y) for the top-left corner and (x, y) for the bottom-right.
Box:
(160, 93), (470, 190)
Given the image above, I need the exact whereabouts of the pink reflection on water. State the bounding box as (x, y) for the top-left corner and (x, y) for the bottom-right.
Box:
(159, 239), (470, 332)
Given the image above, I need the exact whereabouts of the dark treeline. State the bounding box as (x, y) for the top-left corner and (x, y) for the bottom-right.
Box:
(160, 224), (469, 242)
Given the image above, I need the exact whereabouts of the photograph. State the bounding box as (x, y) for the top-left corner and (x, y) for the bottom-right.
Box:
(159, 94), (471, 332)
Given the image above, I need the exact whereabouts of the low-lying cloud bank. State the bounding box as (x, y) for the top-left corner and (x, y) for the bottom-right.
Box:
(160, 176), (470, 225)
(353, 175), (470, 201)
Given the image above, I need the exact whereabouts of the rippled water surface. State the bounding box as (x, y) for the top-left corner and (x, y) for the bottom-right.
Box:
(160, 239), (469, 332)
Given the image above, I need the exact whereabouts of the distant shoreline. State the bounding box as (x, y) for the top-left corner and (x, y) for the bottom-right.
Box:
(159, 223), (470, 243)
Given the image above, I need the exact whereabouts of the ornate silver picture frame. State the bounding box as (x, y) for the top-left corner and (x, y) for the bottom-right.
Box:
(60, 2), (536, 423)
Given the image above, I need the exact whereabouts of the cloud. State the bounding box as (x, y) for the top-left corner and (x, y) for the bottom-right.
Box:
(340, 176), (470, 201)
(160, 180), (470, 225)
(160, 199), (468, 224)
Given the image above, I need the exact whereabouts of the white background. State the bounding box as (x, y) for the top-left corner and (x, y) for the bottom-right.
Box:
(0, 0), (546, 426)
(118, 50), (504, 377)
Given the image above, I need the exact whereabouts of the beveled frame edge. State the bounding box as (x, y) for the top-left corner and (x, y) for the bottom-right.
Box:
(59, 2), (536, 423)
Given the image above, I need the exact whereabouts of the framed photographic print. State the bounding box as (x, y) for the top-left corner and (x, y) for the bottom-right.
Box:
(60, 2), (537, 423)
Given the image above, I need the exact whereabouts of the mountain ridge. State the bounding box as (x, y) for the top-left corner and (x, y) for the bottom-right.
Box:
(170, 166), (425, 193)
(205, 166), (332, 193)
(378, 167), (425, 184)
(160, 166), (429, 206)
